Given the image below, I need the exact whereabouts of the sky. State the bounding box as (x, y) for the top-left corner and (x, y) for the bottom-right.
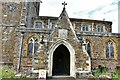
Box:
(39, 0), (119, 33)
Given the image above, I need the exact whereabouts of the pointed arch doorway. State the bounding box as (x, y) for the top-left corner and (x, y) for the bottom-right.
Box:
(48, 40), (75, 77)
(53, 44), (70, 76)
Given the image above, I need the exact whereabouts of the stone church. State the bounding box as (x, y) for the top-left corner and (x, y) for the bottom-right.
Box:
(1, 1), (120, 78)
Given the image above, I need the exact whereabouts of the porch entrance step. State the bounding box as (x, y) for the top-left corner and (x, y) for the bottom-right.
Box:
(47, 76), (76, 80)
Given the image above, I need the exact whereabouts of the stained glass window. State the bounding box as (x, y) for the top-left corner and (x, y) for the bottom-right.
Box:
(106, 41), (114, 58)
(28, 40), (33, 57)
(28, 37), (39, 57)
(34, 39), (39, 55)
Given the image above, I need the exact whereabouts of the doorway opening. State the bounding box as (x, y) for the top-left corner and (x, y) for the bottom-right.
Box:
(52, 44), (70, 76)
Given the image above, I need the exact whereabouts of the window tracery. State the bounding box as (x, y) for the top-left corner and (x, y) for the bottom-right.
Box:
(106, 41), (114, 58)
(28, 37), (39, 57)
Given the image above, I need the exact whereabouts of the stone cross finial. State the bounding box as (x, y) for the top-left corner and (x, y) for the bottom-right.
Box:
(62, 1), (67, 8)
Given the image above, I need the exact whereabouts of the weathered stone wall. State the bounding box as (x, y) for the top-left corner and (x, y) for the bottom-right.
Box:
(15, 32), (50, 71)
(25, 2), (39, 28)
(118, 36), (120, 65)
(0, 1), (2, 68)
(2, 2), (22, 25)
(72, 20), (112, 33)
(1, 2), (119, 74)
(83, 35), (119, 71)
(5, 30), (119, 72)
(12, 18), (119, 73)
(117, 37), (120, 70)
(1, 1), (40, 70)
(2, 2), (22, 69)
(2, 27), (17, 68)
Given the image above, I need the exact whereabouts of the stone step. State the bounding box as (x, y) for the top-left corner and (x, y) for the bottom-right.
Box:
(47, 76), (76, 80)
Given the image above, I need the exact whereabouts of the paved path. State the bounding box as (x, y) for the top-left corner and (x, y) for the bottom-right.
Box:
(47, 77), (76, 80)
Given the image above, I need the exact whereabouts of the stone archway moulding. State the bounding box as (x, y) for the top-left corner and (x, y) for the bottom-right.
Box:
(48, 39), (76, 77)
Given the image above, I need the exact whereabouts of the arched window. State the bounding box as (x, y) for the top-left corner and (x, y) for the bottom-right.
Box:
(28, 37), (39, 57)
(87, 43), (91, 56)
(34, 39), (39, 53)
(106, 41), (114, 58)
(28, 39), (33, 56)
(85, 40), (91, 57)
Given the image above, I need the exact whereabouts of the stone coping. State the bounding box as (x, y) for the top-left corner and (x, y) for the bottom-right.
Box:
(16, 27), (52, 33)
(77, 32), (120, 37)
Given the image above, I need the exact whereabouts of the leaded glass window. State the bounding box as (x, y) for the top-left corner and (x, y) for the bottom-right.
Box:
(106, 41), (114, 58)
(85, 40), (91, 57)
(28, 39), (33, 57)
(34, 39), (39, 54)
(28, 37), (39, 57)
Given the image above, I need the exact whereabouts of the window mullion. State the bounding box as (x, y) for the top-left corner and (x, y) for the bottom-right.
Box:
(32, 39), (35, 70)
(32, 39), (35, 56)
(108, 43), (111, 58)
